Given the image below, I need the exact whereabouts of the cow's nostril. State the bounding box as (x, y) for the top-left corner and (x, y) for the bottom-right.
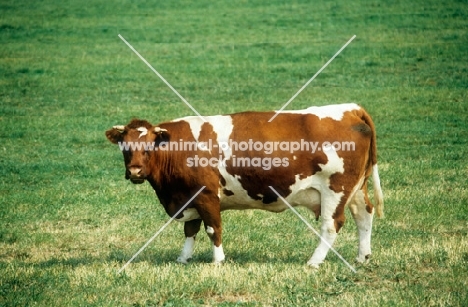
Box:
(129, 167), (142, 176)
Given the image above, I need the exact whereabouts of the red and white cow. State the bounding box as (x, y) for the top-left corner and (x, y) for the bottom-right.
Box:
(106, 103), (384, 267)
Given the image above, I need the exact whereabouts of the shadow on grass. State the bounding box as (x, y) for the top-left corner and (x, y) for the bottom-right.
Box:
(1, 245), (315, 275)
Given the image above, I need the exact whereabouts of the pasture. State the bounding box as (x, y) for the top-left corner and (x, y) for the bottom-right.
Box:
(1, 0), (467, 306)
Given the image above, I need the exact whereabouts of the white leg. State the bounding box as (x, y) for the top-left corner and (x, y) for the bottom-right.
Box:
(349, 190), (374, 263)
(206, 225), (225, 264)
(307, 187), (346, 268)
(177, 236), (196, 264)
(307, 218), (338, 268)
(213, 244), (225, 264)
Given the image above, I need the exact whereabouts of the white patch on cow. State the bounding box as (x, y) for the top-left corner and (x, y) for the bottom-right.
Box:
(219, 172), (254, 208)
(172, 116), (234, 157)
(206, 226), (214, 235)
(218, 172), (289, 212)
(177, 236), (196, 264)
(316, 146), (345, 218)
(137, 127), (148, 138)
(286, 148), (344, 211)
(206, 115), (234, 160)
(281, 103), (360, 121)
(171, 116), (205, 141)
(175, 208), (201, 222)
(213, 244), (225, 264)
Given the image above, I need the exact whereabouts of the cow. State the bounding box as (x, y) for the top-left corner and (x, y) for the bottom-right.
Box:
(105, 103), (384, 268)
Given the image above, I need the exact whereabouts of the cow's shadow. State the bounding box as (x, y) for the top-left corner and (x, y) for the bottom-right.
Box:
(26, 247), (312, 271)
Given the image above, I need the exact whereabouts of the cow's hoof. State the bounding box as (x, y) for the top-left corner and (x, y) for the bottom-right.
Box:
(356, 254), (371, 264)
(176, 257), (190, 264)
(212, 259), (225, 265)
(307, 261), (320, 269)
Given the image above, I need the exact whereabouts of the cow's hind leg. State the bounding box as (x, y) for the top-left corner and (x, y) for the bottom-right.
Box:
(349, 188), (374, 263)
(177, 219), (202, 264)
(307, 191), (347, 268)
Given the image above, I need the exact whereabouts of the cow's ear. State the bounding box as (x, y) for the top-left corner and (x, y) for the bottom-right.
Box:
(153, 126), (169, 143)
(154, 127), (167, 134)
(105, 126), (125, 144)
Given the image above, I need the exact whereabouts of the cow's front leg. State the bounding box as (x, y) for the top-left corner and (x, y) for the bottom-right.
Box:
(205, 224), (225, 264)
(177, 219), (202, 264)
(196, 207), (225, 264)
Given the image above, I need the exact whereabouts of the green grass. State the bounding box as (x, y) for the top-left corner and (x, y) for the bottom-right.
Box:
(1, 0), (467, 306)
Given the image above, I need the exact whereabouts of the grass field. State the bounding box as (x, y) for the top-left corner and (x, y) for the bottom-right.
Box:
(1, 0), (467, 306)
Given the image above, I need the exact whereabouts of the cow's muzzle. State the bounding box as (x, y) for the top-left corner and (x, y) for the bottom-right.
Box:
(126, 166), (146, 184)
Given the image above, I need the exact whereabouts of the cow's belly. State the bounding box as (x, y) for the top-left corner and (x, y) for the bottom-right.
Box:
(219, 187), (321, 213)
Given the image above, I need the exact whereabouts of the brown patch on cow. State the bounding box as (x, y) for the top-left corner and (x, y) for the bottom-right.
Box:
(332, 200), (347, 233)
(361, 184), (374, 214)
(223, 189), (234, 196)
(352, 122), (372, 136)
(312, 206), (321, 221)
(184, 219), (202, 237)
(225, 112), (330, 205)
(220, 176), (226, 186)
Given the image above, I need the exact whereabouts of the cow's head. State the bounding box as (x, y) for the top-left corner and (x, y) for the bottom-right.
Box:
(106, 119), (167, 184)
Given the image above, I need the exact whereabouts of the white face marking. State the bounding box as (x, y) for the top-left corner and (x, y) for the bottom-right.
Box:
(137, 127), (148, 138)
(281, 103), (360, 121)
(175, 208), (201, 222)
(206, 226), (214, 235)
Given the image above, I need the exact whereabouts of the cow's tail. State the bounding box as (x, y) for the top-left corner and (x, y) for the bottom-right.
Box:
(372, 164), (384, 217)
(361, 108), (384, 218)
